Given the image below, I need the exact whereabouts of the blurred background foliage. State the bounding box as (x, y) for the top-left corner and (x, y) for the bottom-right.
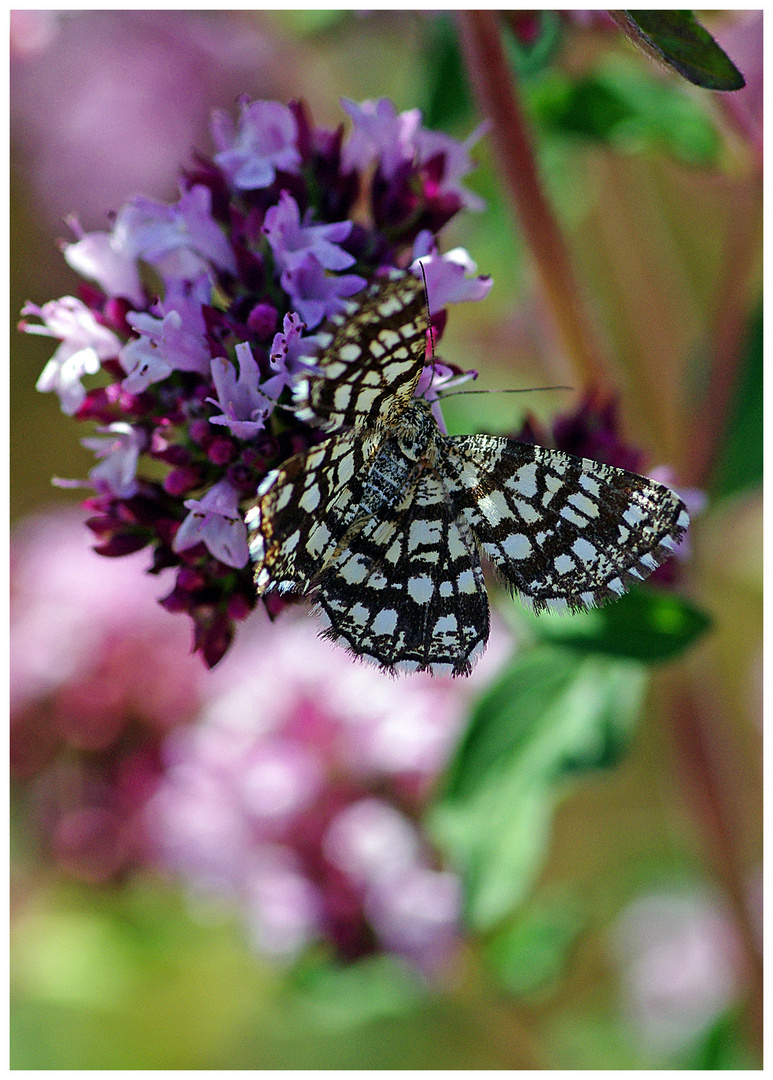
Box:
(11, 9), (761, 1070)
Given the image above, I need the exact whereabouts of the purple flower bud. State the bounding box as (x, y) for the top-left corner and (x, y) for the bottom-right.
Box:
(207, 437), (235, 466)
(163, 465), (203, 497)
(247, 302), (278, 339)
(188, 418), (212, 445)
(176, 566), (207, 592)
(227, 593), (253, 622)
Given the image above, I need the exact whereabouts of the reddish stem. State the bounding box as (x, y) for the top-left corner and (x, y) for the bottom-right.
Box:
(666, 671), (763, 1056)
(455, 10), (609, 386)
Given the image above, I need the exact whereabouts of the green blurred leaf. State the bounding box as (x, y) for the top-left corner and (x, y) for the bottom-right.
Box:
(271, 10), (349, 36)
(617, 11), (745, 91)
(529, 60), (721, 165)
(525, 587), (711, 662)
(431, 648), (647, 929)
(10, 880), (270, 1069)
(290, 955), (424, 1030)
(421, 15), (472, 130)
(12, 909), (139, 1010)
(484, 892), (584, 997)
(679, 1010), (760, 1069)
(711, 302), (763, 500)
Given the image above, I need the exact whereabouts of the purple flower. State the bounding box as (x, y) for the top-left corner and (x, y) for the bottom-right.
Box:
(610, 890), (743, 1058)
(270, 310), (321, 373)
(80, 421), (145, 498)
(209, 343), (279, 439)
(147, 609), (510, 968)
(211, 98), (301, 190)
(11, 509), (206, 879)
(120, 302), (211, 392)
(365, 862), (462, 975)
(412, 233), (493, 307)
(416, 361), (478, 435)
(341, 98), (486, 221)
(413, 122), (489, 212)
(23, 296), (122, 414)
(243, 849), (323, 957)
(263, 189), (356, 274)
(281, 252), (367, 329)
(174, 477), (250, 568)
(341, 97), (422, 180)
(63, 215), (144, 306)
(324, 797), (462, 976)
(119, 185), (237, 279)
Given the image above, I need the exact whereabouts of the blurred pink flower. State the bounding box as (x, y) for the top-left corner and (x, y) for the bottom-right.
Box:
(609, 889), (745, 1058)
(11, 509), (206, 880)
(10, 10), (289, 226)
(148, 606), (511, 974)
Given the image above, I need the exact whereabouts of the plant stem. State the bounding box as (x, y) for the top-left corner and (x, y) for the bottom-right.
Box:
(665, 668), (763, 1057)
(455, 10), (608, 387)
(682, 183), (761, 489)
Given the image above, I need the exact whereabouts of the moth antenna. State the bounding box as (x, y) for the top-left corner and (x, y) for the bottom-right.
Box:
(417, 260), (437, 381)
(437, 384), (573, 400)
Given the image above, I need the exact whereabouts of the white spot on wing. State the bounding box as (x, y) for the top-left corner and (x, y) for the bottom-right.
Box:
(407, 575), (434, 603)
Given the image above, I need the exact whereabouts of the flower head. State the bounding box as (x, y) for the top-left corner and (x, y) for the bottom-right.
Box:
(610, 889), (744, 1059)
(23, 96), (492, 667)
(11, 510), (206, 881)
(148, 608), (509, 973)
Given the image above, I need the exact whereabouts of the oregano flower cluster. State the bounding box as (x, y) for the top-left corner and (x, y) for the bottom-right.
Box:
(22, 96), (492, 665)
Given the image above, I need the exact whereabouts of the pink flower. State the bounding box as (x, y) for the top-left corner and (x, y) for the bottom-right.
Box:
(212, 98), (302, 190)
(147, 607), (511, 971)
(174, 477), (250, 568)
(22, 296), (122, 414)
(263, 190), (356, 274)
(610, 889), (744, 1058)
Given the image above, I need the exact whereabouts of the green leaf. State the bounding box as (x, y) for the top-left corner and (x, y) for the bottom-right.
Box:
(421, 15), (472, 130)
(431, 648), (647, 929)
(679, 1010), (760, 1070)
(290, 955), (424, 1030)
(484, 892), (584, 997)
(528, 60), (721, 166)
(270, 10), (349, 36)
(710, 302), (763, 500)
(619, 11), (745, 91)
(524, 587), (712, 662)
